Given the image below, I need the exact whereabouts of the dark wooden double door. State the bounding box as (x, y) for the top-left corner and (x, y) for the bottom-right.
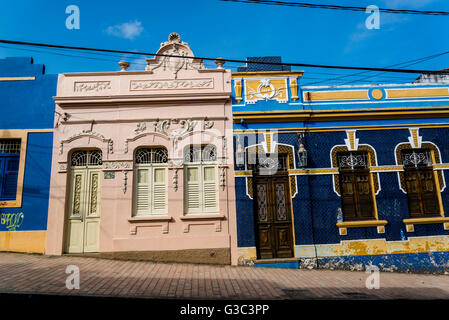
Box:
(254, 175), (294, 259)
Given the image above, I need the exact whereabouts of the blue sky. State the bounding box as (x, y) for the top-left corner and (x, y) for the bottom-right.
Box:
(0, 0), (448, 85)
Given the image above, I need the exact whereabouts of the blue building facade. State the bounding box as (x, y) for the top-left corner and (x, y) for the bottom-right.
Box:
(0, 57), (56, 253)
(233, 57), (449, 272)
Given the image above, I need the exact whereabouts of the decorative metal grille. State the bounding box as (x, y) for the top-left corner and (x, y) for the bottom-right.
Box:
(135, 148), (168, 164)
(89, 173), (98, 214)
(401, 149), (432, 167)
(275, 183), (287, 220)
(0, 139), (21, 154)
(184, 145), (217, 163)
(72, 174), (82, 216)
(248, 153), (288, 171)
(337, 152), (368, 169)
(71, 150), (103, 167)
(257, 184), (268, 221)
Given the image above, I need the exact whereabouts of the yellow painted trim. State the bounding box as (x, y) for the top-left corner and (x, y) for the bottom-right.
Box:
(367, 152), (379, 220)
(0, 231), (46, 254)
(0, 77), (35, 81)
(430, 150), (445, 217)
(233, 122), (449, 133)
(370, 166), (403, 172)
(434, 164), (449, 169)
(403, 217), (449, 225)
(0, 130), (28, 208)
(234, 110), (449, 123)
(234, 79), (242, 103)
(289, 168), (339, 175)
(304, 90), (369, 101)
(387, 88), (449, 99)
(237, 247), (258, 261)
(26, 129), (54, 133)
(290, 78), (298, 102)
(250, 235), (449, 258)
(235, 171), (252, 176)
(232, 71), (304, 78)
(233, 105), (449, 115)
(371, 89), (383, 100)
(287, 170), (296, 254)
(336, 220), (388, 228)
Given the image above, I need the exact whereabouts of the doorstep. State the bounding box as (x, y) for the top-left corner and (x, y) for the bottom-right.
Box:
(253, 257), (300, 269)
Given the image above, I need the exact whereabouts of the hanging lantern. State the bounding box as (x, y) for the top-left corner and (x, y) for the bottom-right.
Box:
(297, 133), (308, 168)
(235, 135), (245, 168)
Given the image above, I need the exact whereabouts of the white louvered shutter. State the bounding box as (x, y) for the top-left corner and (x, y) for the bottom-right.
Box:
(151, 167), (167, 214)
(186, 166), (201, 214)
(135, 168), (150, 216)
(203, 166), (218, 213)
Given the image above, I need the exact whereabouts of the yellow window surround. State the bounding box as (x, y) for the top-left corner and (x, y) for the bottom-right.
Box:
(337, 220), (388, 236)
(0, 130), (28, 208)
(400, 149), (447, 232)
(403, 217), (449, 232)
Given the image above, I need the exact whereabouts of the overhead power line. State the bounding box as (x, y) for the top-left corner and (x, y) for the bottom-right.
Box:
(220, 0), (449, 16)
(1, 39), (448, 75)
(301, 49), (449, 86)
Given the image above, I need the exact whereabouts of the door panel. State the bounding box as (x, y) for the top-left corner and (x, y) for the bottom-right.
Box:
(254, 175), (294, 259)
(66, 220), (84, 253)
(65, 169), (86, 253)
(65, 168), (101, 253)
(83, 169), (100, 252)
(84, 219), (100, 252)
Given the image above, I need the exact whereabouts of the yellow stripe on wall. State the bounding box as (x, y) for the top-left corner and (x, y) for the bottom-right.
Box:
(304, 90), (369, 101)
(0, 231), (46, 254)
(387, 88), (449, 99)
(0, 77), (35, 81)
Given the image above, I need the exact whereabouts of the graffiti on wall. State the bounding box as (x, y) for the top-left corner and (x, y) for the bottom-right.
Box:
(1, 212), (24, 231)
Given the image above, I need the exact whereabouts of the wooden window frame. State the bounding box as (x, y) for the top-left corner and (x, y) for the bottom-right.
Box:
(337, 151), (377, 222)
(184, 145), (219, 215)
(401, 149), (443, 218)
(133, 147), (168, 217)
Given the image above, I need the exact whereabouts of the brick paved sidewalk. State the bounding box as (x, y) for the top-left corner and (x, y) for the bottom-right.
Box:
(0, 252), (448, 300)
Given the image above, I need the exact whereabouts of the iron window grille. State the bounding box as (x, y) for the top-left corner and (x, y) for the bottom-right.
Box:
(71, 150), (103, 167)
(184, 145), (217, 163)
(337, 151), (369, 170)
(0, 139), (21, 154)
(401, 149), (432, 167)
(135, 148), (168, 164)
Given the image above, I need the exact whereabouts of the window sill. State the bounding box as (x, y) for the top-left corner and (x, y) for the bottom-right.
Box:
(128, 215), (172, 223)
(0, 200), (20, 208)
(336, 220), (388, 235)
(403, 217), (449, 232)
(180, 214), (226, 221)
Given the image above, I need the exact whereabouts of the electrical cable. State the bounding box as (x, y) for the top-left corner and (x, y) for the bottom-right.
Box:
(220, 0), (449, 16)
(0, 39), (448, 75)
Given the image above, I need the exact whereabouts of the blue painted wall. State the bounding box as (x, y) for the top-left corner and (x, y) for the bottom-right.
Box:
(236, 128), (449, 248)
(232, 63), (449, 271)
(0, 57), (56, 232)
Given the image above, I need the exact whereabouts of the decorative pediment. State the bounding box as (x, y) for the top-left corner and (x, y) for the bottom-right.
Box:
(59, 130), (113, 155)
(145, 32), (204, 79)
(153, 119), (198, 139)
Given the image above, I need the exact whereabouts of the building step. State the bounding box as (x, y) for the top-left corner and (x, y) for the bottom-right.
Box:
(253, 258), (300, 269)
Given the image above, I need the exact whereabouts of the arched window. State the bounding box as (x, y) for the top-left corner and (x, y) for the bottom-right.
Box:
(134, 147), (168, 216)
(71, 150), (103, 167)
(337, 151), (375, 221)
(184, 145), (219, 214)
(401, 149), (440, 217)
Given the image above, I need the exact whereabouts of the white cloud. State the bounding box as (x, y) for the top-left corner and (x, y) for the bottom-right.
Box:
(106, 20), (144, 40)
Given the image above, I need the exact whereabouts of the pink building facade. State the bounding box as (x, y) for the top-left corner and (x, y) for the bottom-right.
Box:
(45, 33), (238, 265)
